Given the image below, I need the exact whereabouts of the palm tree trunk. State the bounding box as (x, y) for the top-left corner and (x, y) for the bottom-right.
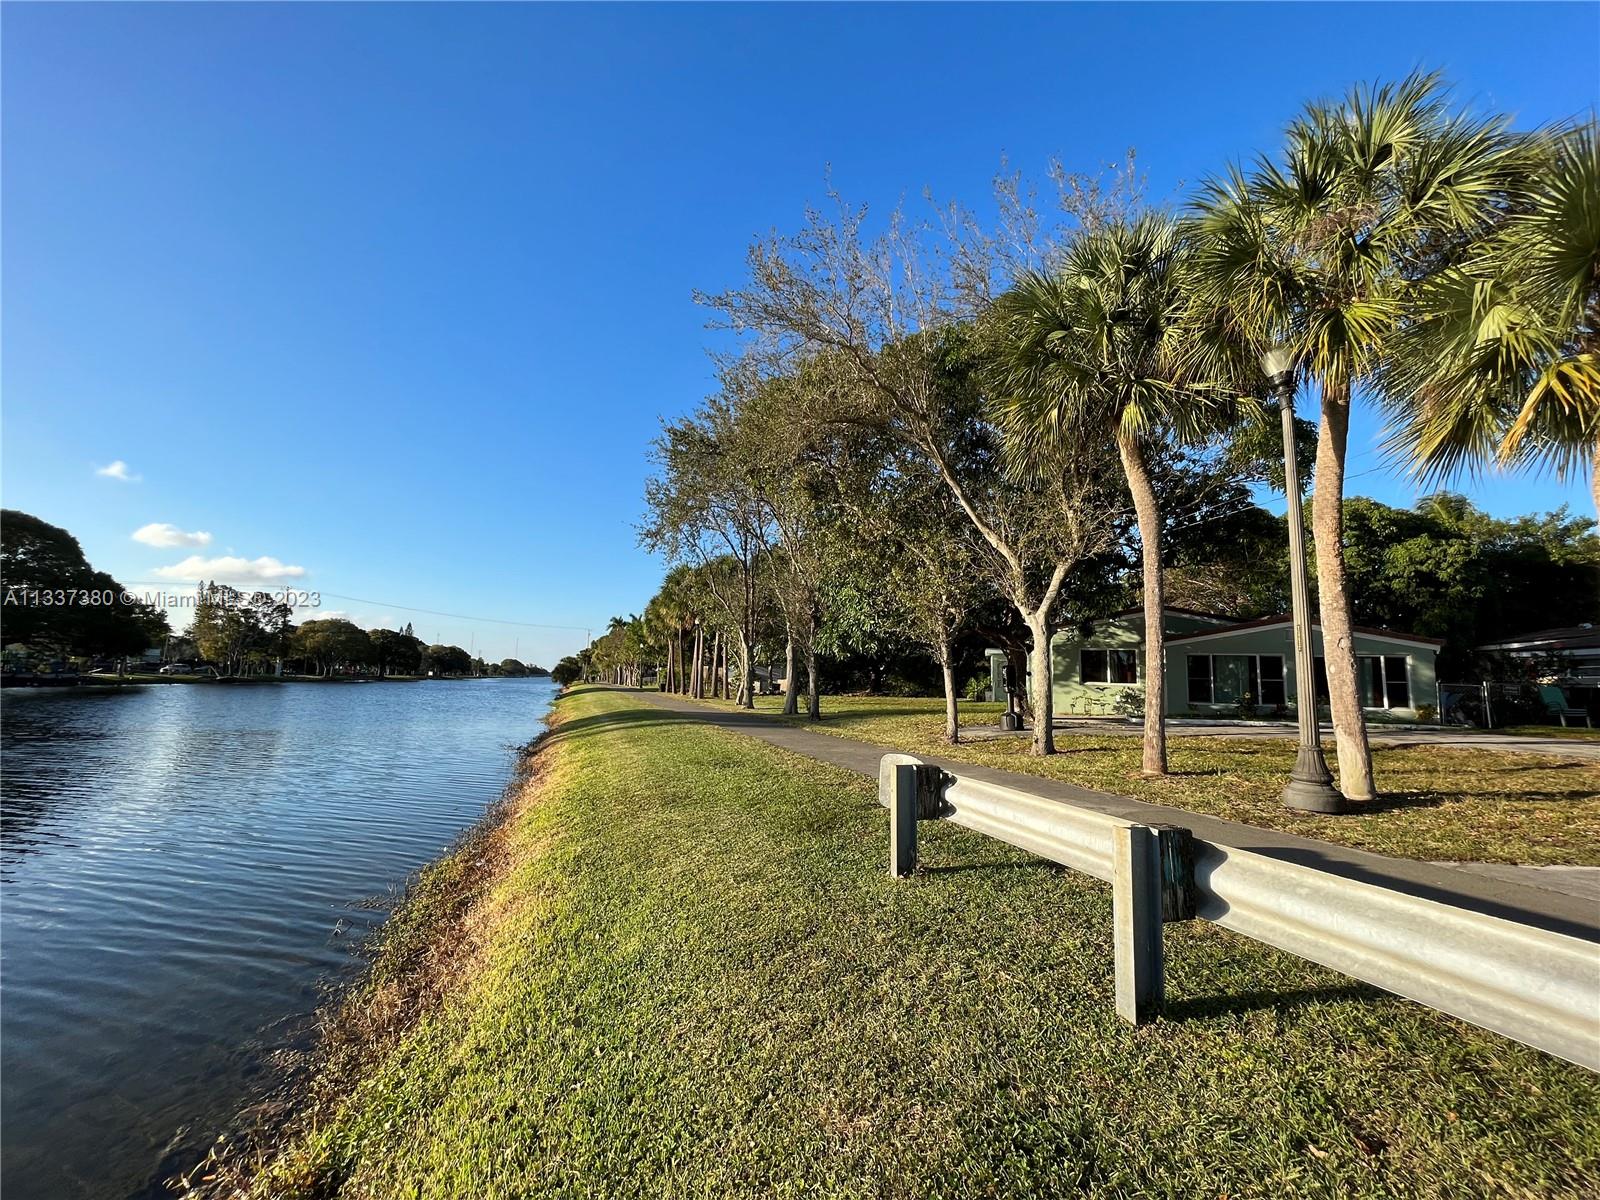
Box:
(1591, 440), (1599, 523)
(1313, 382), (1376, 801)
(1026, 613), (1054, 756)
(690, 627), (704, 699)
(1118, 433), (1168, 776)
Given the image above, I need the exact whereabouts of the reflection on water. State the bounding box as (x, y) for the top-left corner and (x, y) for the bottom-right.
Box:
(1, 677), (555, 1199)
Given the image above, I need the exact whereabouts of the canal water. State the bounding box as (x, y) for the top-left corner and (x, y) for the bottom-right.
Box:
(1, 676), (557, 1199)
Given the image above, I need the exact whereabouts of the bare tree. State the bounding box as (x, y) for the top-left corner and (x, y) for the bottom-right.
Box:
(700, 189), (1120, 753)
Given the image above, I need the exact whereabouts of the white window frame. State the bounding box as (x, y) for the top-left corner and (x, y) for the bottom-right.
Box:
(1187, 653), (1286, 707)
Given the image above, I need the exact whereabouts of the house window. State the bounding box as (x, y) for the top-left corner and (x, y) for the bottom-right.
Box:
(1081, 648), (1137, 684)
(1316, 654), (1412, 709)
(1259, 655), (1286, 706)
(1187, 654), (1285, 707)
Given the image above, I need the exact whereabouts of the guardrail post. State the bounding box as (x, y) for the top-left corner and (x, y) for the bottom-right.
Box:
(889, 762), (919, 877)
(1113, 824), (1164, 1024)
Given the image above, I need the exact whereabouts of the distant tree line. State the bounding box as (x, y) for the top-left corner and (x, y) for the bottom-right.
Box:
(1, 510), (550, 680)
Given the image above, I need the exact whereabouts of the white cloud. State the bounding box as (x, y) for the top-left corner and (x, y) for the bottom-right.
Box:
(96, 460), (141, 482)
(132, 522), (213, 549)
(151, 554), (307, 583)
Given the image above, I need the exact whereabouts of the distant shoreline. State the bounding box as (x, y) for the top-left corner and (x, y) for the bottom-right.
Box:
(5, 673), (550, 689)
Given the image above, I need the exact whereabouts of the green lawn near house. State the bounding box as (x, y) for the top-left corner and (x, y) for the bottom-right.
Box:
(726, 695), (1600, 866)
(244, 686), (1597, 1199)
(1503, 724), (1600, 741)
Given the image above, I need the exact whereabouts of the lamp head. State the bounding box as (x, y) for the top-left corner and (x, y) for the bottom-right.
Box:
(1259, 346), (1295, 387)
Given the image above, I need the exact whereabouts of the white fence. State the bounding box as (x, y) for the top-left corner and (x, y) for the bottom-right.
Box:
(879, 754), (1600, 1072)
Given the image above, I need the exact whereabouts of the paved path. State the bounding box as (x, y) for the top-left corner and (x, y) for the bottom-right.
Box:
(967, 718), (1600, 763)
(625, 689), (1600, 942)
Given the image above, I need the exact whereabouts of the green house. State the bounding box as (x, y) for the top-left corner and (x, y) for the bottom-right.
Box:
(989, 607), (1441, 721)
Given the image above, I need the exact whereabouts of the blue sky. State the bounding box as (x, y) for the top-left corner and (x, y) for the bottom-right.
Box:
(5, 2), (1597, 664)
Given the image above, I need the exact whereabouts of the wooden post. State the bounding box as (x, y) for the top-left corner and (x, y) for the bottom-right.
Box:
(1112, 824), (1164, 1024)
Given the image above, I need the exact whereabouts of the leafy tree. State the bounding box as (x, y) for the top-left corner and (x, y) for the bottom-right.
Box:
(192, 582), (274, 675)
(1339, 493), (1598, 674)
(424, 644), (473, 677)
(1, 510), (169, 660)
(642, 382), (776, 708)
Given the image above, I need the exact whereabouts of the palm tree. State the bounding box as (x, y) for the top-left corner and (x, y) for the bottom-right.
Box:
(992, 214), (1228, 776)
(1189, 72), (1530, 802)
(1382, 120), (1599, 513)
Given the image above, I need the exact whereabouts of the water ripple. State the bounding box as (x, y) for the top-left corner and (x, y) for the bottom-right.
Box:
(1, 677), (555, 1199)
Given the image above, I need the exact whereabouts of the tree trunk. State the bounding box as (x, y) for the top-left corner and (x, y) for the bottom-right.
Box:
(804, 630), (820, 721)
(690, 627), (704, 699)
(1591, 440), (1599, 523)
(1119, 434), (1168, 777)
(663, 638), (675, 692)
(1026, 614), (1054, 756)
(737, 631), (755, 708)
(1313, 381), (1376, 801)
(939, 635), (960, 744)
(781, 634), (798, 715)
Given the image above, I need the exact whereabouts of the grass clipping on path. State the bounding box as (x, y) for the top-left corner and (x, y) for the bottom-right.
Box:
(244, 686), (1598, 1199)
(730, 695), (1600, 866)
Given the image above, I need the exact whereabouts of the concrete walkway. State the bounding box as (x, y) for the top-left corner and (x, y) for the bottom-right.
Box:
(967, 718), (1600, 763)
(626, 689), (1600, 942)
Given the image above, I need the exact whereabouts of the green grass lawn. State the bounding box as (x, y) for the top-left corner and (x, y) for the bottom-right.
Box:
(1504, 724), (1600, 741)
(245, 686), (1598, 1198)
(713, 695), (1600, 866)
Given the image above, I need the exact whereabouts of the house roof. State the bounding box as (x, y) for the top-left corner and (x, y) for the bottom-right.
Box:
(1477, 625), (1600, 653)
(1108, 605), (1236, 624)
(1167, 613), (1444, 649)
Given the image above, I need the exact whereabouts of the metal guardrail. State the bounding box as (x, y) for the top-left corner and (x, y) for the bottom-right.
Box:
(878, 753), (1600, 1072)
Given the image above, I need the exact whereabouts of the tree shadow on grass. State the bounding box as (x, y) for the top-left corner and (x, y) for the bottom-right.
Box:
(1347, 791), (1454, 815)
(1165, 982), (1379, 1021)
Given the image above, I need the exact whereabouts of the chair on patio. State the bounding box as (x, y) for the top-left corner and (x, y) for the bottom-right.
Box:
(1539, 685), (1592, 728)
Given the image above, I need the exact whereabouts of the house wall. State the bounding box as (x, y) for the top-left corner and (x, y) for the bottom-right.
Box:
(1164, 626), (1438, 721)
(1051, 619), (1439, 721)
(1050, 613), (1230, 716)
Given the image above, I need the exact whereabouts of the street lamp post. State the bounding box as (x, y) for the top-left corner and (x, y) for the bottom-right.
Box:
(1262, 347), (1346, 814)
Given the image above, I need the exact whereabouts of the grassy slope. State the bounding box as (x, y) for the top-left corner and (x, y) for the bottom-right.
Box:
(717, 695), (1600, 866)
(255, 686), (1598, 1198)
